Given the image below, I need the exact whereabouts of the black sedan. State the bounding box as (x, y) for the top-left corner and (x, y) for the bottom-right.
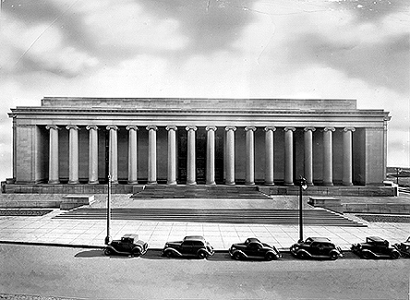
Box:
(290, 237), (343, 260)
(351, 236), (400, 259)
(104, 233), (149, 257)
(229, 238), (281, 261)
(394, 236), (410, 258)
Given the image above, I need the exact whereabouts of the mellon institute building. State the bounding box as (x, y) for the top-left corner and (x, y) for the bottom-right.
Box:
(6, 97), (392, 195)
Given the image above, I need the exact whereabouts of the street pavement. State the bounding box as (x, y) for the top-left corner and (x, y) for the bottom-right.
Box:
(0, 195), (409, 251)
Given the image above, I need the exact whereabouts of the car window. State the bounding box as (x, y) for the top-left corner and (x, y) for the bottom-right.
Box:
(249, 243), (261, 250)
(192, 241), (204, 247)
(182, 241), (193, 246)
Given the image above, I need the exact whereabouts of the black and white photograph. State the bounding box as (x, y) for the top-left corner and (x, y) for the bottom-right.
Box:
(0, 0), (409, 299)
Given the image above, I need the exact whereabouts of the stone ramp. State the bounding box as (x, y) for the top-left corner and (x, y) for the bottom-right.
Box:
(132, 185), (271, 199)
(53, 207), (366, 226)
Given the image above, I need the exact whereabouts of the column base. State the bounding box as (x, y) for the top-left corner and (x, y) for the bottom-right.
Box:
(245, 182), (255, 185)
(225, 181), (235, 186)
(68, 180), (79, 184)
(206, 182), (216, 186)
(48, 180), (60, 184)
(128, 180), (139, 184)
(323, 182), (334, 186)
(264, 182), (274, 186)
(307, 182), (314, 186)
(88, 180), (99, 185)
(342, 182), (353, 186)
(147, 181), (157, 185)
(167, 181), (177, 185)
(284, 182), (294, 186)
(111, 180), (119, 184)
(186, 181), (197, 185)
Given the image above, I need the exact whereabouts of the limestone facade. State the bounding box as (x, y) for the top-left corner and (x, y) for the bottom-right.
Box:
(8, 98), (390, 186)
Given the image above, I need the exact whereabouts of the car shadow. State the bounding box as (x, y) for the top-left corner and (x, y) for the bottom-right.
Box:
(75, 249), (105, 258)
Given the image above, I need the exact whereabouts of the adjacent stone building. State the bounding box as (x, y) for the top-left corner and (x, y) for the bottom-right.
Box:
(6, 97), (391, 194)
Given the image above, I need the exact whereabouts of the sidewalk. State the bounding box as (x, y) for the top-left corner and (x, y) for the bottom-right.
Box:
(0, 196), (409, 251)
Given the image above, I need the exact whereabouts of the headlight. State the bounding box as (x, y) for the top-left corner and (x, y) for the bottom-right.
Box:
(230, 246), (236, 251)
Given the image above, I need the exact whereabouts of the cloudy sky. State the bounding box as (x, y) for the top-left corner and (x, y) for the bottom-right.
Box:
(0, 0), (409, 181)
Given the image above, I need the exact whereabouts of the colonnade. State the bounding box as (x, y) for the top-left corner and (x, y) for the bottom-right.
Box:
(46, 125), (356, 186)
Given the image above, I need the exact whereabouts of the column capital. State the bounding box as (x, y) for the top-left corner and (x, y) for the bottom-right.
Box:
(66, 125), (80, 131)
(86, 125), (99, 131)
(106, 125), (119, 131)
(245, 126), (256, 132)
(323, 126), (335, 132)
(225, 126), (237, 132)
(146, 125), (158, 131)
(264, 126), (276, 132)
(304, 126), (316, 132)
(166, 125), (178, 131)
(185, 126), (197, 131)
(206, 126), (217, 132)
(126, 125), (139, 131)
(284, 127), (296, 132)
(46, 125), (61, 131)
(343, 127), (356, 132)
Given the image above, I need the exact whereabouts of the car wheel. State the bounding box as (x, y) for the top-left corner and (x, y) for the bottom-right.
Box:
(198, 250), (208, 259)
(362, 252), (371, 259)
(329, 252), (338, 260)
(164, 250), (173, 258)
(233, 252), (242, 260)
(104, 248), (111, 256)
(298, 252), (307, 259)
(133, 250), (141, 257)
(266, 253), (275, 261)
(390, 251), (399, 259)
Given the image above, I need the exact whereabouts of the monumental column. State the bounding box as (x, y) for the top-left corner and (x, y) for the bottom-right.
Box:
(166, 126), (178, 185)
(323, 126), (335, 186)
(186, 126), (197, 185)
(46, 125), (60, 184)
(66, 125), (80, 184)
(304, 127), (316, 186)
(343, 127), (355, 186)
(284, 127), (296, 185)
(126, 126), (138, 184)
(86, 125), (99, 184)
(146, 125), (158, 184)
(264, 126), (276, 185)
(225, 126), (236, 185)
(206, 126), (217, 185)
(106, 126), (119, 184)
(245, 126), (256, 185)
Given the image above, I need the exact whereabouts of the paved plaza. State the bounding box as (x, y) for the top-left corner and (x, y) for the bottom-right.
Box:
(0, 195), (409, 251)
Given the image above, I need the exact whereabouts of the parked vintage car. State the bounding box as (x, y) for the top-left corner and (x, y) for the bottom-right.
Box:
(290, 237), (343, 260)
(394, 236), (410, 258)
(104, 233), (149, 257)
(351, 236), (400, 259)
(229, 237), (281, 260)
(162, 235), (215, 259)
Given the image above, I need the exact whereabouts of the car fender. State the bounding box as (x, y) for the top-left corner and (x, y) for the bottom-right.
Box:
(231, 249), (248, 258)
(163, 247), (183, 257)
(266, 250), (281, 259)
(296, 249), (312, 258)
(197, 248), (214, 256)
(329, 249), (343, 258)
(360, 248), (376, 258)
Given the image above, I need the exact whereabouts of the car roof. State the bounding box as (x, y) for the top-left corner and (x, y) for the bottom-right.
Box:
(367, 236), (386, 242)
(184, 235), (206, 241)
(307, 237), (331, 242)
(122, 233), (139, 239)
(246, 237), (261, 243)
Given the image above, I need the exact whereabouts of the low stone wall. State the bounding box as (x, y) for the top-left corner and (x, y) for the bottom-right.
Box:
(60, 194), (95, 210)
(308, 197), (343, 213)
(343, 203), (410, 214)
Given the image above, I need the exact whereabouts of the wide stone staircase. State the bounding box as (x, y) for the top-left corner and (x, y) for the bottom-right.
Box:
(132, 185), (271, 199)
(53, 207), (366, 226)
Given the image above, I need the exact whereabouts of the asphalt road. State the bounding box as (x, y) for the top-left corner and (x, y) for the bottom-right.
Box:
(0, 244), (409, 300)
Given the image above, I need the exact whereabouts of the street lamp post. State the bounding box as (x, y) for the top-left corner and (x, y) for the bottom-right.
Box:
(298, 176), (308, 243)
(395, 167), (402, 185)
(104, 174), (112, 245)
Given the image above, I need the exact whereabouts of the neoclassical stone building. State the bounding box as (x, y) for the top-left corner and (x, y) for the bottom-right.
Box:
(7, 97), (390, 193)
